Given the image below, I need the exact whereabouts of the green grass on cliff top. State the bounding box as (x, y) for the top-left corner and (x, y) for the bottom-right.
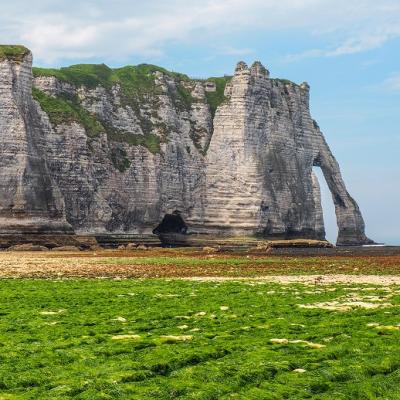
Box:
(32, 63), (232, 114)
(0, 45), (30, 62)
(31, 63), (233, 155)
(32, 63), (191, 101)
(1, 279), (400, 399)
(202, 76), (232, 117)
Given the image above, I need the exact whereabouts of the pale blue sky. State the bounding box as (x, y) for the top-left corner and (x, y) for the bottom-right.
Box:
(2, 0), (399, 244)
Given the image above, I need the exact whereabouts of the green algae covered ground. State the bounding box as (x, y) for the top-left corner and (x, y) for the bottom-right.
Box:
(1, 278), (400, 399)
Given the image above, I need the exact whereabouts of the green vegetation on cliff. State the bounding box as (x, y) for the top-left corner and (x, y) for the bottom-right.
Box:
(203, 76), (232, 117)
(272, 78), (296, 86)
(0, 45), (30, 62)
(33, 64), (113, 89)
(32, 63), (233, 116)
(32, 88), (105, 138)
(33, 63), (195, 119)
(106, 126), (161, 155)
(32, 63), (234, 155)
(33, 63), (191, 100)
(110, 147), (131, 173)
(32, 87), (161, 155)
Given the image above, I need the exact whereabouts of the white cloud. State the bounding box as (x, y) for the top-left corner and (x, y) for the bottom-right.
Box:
(284, 30), (400, 62)
(380, 73), (400, 92)
(1, 0), (400, 64)
(284, 9), (400, 62)
(327, 24), (400, 56)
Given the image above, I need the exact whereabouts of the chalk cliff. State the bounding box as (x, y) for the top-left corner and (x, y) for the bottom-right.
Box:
(0, 45), (373, 245)
(0, 46), (72, 234)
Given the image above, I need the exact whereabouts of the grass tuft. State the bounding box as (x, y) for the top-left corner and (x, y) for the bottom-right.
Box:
(0, 45), (30, 62)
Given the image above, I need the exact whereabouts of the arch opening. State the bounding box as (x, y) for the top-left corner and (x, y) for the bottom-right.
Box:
(313, 167), (338, 244)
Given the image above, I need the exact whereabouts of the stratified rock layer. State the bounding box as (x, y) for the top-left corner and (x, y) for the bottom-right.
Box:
(0, 46), (373, 245)
(0, 47), (72, 233)
(202, 61), (372, 245)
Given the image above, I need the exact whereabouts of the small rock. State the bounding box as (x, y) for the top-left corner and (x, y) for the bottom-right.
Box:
(136, 244), (148, 250)
(303, 342), (326, 349)
(159, 335), (193, 342)
(293, 369), (306, 373)
(118, 245), (126, 250)
(40, 309), (65, 315)
(202, 246), (216, 253)
(7, 243), (48, 251)
(114, 316), (127, 322)
(174, 315), (191, 320)
(374, 325), (400, 331)
(125, 243), (137, 250)
(256, 242), (272, 252)
(270, 338), (289, 344)
(111, 334), (140, 340)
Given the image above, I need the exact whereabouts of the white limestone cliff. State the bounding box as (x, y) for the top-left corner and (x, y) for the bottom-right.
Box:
(0, 46), (373, 245)
(0, 47), (71, 233)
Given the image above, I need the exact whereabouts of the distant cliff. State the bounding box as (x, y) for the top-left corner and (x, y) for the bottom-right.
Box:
(0, 45), (373, 245)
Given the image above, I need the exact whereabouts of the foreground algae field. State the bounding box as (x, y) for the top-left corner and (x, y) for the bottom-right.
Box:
(1, 274), (400, 399)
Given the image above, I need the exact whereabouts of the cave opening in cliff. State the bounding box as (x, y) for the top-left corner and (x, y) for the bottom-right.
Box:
(313, 167), (338, 243)
(152, 211), (188, 235)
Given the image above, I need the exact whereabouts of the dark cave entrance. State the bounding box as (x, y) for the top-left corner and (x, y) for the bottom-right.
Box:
(152, 211), (188, 235)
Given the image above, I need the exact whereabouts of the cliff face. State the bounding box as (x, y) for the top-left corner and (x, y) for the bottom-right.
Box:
(0, 45), (373, 245)
(202, 62), (325, 239)
(202, 61), (372, 245)
(32, 63), (210, 234)
(0, 46), (72, 234)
